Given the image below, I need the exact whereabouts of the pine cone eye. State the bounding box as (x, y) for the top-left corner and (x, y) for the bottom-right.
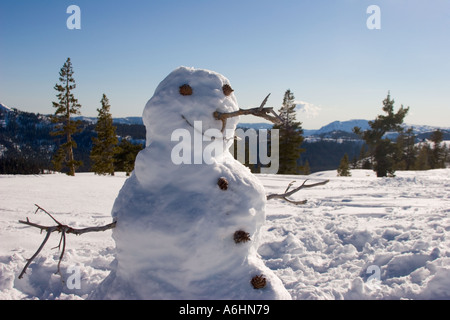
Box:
(251, 275), (266, 289)
(233, 230), (251, 244)
(217, 177), (229, 190)
(222, 84), (234, 96)
(179, 84), (193, 96)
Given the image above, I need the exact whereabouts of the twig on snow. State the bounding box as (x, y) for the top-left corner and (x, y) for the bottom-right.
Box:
(267, 179), (330, 204)
(18, 204), (116, 280)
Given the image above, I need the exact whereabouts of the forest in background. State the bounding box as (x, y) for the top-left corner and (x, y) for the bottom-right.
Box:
(1, 105), (448, 175)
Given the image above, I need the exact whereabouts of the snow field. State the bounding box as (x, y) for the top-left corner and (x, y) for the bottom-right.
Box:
(261, 169), (450, 299)
(0, 173), (122, 299)
(0, 169), (449, 299)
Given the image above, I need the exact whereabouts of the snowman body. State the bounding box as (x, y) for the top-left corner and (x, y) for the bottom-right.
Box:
(91, 67), (291, 300)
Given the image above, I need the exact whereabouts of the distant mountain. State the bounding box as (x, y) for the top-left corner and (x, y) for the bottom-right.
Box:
(307, 119), (450, 137)
(239, 120), (370, 136)
(73, 116), (144, 125)
(237, 123), (273, 130)
(1, 102), (449, 174)
(0, 103), (12, 112)
(113, 117), (144, 125)
(4, 102), (448, 137)
(0, 105), (145, 174)
(314, 119), (370, 135)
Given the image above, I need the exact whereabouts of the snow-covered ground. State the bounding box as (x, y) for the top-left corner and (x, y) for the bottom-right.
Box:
(0, 169), (449, 300)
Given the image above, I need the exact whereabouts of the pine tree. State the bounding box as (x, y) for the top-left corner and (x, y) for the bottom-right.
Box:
(414, 143), (431, 170)
(337, 153), (351, 176)
(357, 144), (372, 169)
(444, 145), (449, 167)
(429, 130), (445, 169)
(51, 57), (82, 176)
(354, 92), (409, 177)
(90, 94), (119, 175)
(302, 160), (311, 175)
(273, 89), (305, 174)
(396, 127), (417, 170)
(114, 139), (143, 176)
(350, 155), (358, 169)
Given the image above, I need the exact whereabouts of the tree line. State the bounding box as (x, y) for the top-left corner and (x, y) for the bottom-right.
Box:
(47, 57), (142, 176)
(337, 93), (449, 177)
(50, 58), (308, 177)
(234, 89), (308, 175)
(239, 89), (448, 178)
(3, 58), (447, 176)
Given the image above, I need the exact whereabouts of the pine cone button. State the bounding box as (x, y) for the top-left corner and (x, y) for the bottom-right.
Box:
(251, 275), (266, 289)
(217, 177), (228, 190)
(234, 230), (251, 244)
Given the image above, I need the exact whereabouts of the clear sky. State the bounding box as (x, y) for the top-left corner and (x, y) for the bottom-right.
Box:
(0, 0), (449, 129)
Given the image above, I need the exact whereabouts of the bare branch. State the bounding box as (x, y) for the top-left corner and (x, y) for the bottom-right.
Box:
(18, 205), (116, 280)
(55, 231), (66, 280)
(18, 227), (56, 279)
(66, 221), (117, 235)
(267, 179), (330, 204)
(258, 93), (271, 111)
(213, 94), (283, 131)
(284, 181), (296, 194)
(34, 204), (62, 226)
(19, 218), (52, 232)
(282, 198), (308, 205)
(214, 107), (282, 126)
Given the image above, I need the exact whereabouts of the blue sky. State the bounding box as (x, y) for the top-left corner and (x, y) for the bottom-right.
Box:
(0, 0), (449, 129)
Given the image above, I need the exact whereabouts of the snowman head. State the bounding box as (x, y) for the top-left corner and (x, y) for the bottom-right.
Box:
(142, 67), (240, 149)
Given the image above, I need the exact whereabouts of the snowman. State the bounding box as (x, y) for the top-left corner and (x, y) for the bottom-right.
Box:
(91, 67), (291, 300)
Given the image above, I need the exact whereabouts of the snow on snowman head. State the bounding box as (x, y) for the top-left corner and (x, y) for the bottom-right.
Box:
(142, 67), (240, 153)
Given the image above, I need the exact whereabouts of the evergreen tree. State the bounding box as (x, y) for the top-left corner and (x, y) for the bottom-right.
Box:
(362, 159), (372, 170)
(90, 94), (119, 175)
(273, 89), (305, 174)
(429, 130), (445, 169)
(354, 92), (409, 177)
(302, 160), (311, 175)
(357, 144), (372, 169)
(374, 139), (397, 177)
(350, 155), (358, 169)
(337, 153), (351, 176)
(51, 57), (82, 176)
(394, 127), (417, 170)
(444, 145), (449, 167)
(414, 143), (431, 170)
(114, 139), (143, 176)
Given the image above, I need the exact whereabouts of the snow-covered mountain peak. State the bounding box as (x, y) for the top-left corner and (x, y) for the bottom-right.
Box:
(315, 119), (370, 135)
(0, 103), (12, 112)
